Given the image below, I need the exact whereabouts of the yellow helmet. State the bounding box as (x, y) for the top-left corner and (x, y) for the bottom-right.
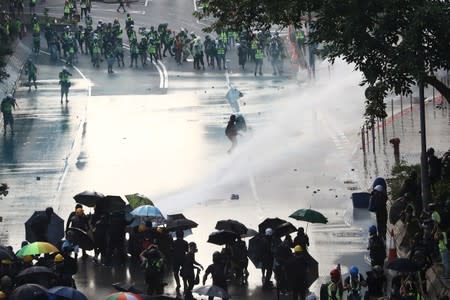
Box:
(0, 291), (6, 299)
(294, 245), (303, 253)
(0, 259), (11, 265)
(23, 255), (33, 263)
(54, 254), (64, 262)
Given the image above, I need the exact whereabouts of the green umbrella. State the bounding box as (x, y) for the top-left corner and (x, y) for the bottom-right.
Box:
(16, 242), (59, 257)
(289, 209), (328, 224)
(125, 193), (154, 209)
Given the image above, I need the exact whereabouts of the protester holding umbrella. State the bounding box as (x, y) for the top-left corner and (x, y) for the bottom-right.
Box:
(182, 242), (203, 300)
(261, 228), (277, 289)
(230, 237), (249, 285)
(202, 251), (229, 300)
(286, 245), (308, 300)
(28, 207), (54, 243)
(274, 236), (293, 294)
(293, 227), (309, 252)
(66, 204), (83, 231)
(68, 208), (90, 259)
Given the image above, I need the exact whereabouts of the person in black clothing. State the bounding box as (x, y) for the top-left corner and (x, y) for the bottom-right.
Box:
(293, 227), (309, 252)
(365, 265), (386, 298)
(261, 228), (275, 289)
(400, 170), (422, 214)
(372, 185), (388, 240)
(225, 114), (238, 153)
(427, 147), (442, 187)
(171, 230), (188, 289)
(367, 225), (386, 267)
(274, 236), (293, 294)
(286, 245), (308, 300)
(230, 237), (249, 284)
(140, 243), (166, 295)
(66, 204), (83, 231)
(92, 213), (108, 264)
(181, 242), (203, 299)
(104, 211), (128, 265)
(203, 251), (229, 300)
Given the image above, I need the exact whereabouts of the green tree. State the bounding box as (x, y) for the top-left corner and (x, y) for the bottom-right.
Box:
(196, 0), (450, 103)
(0, 25), (13, 82)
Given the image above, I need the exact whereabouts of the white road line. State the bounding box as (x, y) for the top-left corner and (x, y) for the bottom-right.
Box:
(123, 43), (166, 89)
(145, 0), (149, 7)
(157, 60), (169, 89)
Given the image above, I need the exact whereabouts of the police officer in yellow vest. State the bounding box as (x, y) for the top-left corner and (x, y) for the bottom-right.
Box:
(216, 39), (226, 70)
(59, 66), (72, 103)
(250, 37), (258, 62)
(1, 94), (18, 136)
(254, 44), (264, 76)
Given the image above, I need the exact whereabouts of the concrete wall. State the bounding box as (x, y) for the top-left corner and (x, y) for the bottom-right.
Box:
(0, 41), (32, 99)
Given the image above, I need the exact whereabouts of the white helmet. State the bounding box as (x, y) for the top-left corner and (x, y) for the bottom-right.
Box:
(265, 228), (273, 236)
(6, 94), (13, 99)
(374, 185), (385, 193)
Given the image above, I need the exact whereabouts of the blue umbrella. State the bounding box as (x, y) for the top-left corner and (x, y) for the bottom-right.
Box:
(48, 286), (87, 300)
(130, 205), (163, 217)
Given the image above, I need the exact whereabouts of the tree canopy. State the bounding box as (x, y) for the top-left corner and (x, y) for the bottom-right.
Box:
(196, 0), (450, 103)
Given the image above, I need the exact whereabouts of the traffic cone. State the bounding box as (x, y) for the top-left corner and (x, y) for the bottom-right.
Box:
(388, 229), (397, 261)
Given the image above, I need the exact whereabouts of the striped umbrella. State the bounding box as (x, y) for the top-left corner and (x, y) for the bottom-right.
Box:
(16, 242), (59, 257)
(105, 292), (144, 300)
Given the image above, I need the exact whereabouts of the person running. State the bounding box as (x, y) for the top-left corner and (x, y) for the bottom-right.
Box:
(59, 66), (72, 103)
(171, 230), (188, 290)
(225, 114), (238, 153)
(1, 94), (18, 136)
(181, 242), (203, 299)
(116, 0), (126, 13)
(203, 251), (229, 300)
(25, 58), (38, 92)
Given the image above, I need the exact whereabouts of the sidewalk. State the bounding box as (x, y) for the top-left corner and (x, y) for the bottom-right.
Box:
(352, 93), (450, 298)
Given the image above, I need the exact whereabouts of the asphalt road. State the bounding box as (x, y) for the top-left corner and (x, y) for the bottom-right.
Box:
(0, 0), (388, 299)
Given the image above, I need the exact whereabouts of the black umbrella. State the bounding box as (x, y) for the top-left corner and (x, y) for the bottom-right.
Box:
(9, 283), (48, 300)
(25, 211), (65, 246)
(193, 285), (230, 299)
(97, 195), (126, 212)
(304, 252), (319, 288)
(16, 266), (56, 286)
(66, 227), (95, 250)
(241, 228), (258, 238)
(166, 218), (198, 232)
(386, 258), (420, 273)
(0, 246), (14, 260)
(215, 219), (248, 235)
(258, 217), (287, 234)
(248, 233), (265, 269)
(274, 222), (297, 237)
(166, 213), (187, 221)
(207, 230), (240, 246)
(389, 197), (407, 225)
(73, 190), (105, 207)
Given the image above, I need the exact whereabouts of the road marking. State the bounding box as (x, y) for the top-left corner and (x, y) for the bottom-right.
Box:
(123, 43), (167, 89)
(157, 60), (169, 89)
(145, 0), (149, 7)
